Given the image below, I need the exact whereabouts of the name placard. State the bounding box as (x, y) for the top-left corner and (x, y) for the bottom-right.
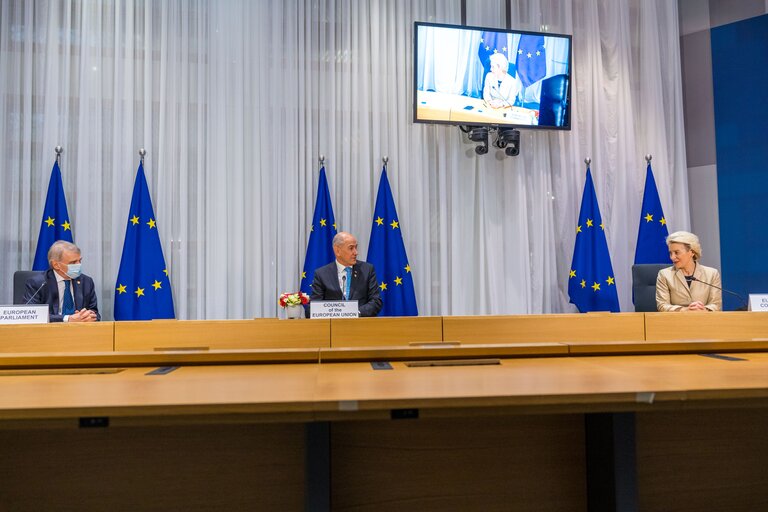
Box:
(748, 294), (768, 312)
(0, 305), (49, 324)
(310, 300), (359, 319)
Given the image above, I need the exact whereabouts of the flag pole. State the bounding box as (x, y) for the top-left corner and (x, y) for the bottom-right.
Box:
(139, 148), (146, 164)
(313, 153), (325, 294)
(645, 154), (652, 163)
(584, 157), (591, 169)
(382, 156), (388, 170)
(55, 145), (63, 164)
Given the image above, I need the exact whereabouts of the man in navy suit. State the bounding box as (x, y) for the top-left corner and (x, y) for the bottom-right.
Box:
(23, 240), (100, 322)
(310, 232), (382, 317)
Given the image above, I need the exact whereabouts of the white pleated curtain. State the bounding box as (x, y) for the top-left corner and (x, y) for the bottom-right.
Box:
(0, 0), (689, 319)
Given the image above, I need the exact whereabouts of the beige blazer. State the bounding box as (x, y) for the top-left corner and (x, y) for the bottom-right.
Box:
(655, 264), (722, 312)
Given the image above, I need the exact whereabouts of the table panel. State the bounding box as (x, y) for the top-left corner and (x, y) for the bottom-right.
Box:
(114, 318), (330, 350)
(644, 311), (768, 341)
(5, 351), (768, 423)
(576, 353), (768, 400)
(0, 364), (320, 421)
(0, 347), (320, 369)
(312, 357), (689, 419)
(330, 316), (443, 347)
(443, 313), (646, 344)
(320, 342), (567, 362)
(567, 339), (768, 355)
(0, 322), (114, 353)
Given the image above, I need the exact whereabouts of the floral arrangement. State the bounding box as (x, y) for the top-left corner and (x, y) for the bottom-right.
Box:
(278, 291), (310, 308)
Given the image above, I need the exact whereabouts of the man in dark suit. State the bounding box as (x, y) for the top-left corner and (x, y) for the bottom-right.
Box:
(23, 240), (100, 322)
(310, 232), (382, 317)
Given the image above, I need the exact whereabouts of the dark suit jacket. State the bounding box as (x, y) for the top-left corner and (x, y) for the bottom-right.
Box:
(310, 260), (382, 317)
(23, 268), (101, 322)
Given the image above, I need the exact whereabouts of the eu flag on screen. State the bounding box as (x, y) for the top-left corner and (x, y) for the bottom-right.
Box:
(478, 31), (509, 67)
(568, 168), (620, 313)
(32, 161), (74, 270)
(300, 166), (337, 296)
(478, 31), (509, 91)
(114, 162), (175, 320)
(634, 163), (670, 265)
(516, 35), (546, 88)
(366, 169), (418, 316)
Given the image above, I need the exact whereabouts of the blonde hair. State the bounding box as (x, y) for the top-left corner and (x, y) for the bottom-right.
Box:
(666, 231), (701, 261)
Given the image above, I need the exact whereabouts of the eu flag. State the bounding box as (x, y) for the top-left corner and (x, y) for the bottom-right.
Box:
(300, 166), (337, 296)
(366, 168), (418, 316)
(568, 168), (620, 312)
(478, 31), (509, 64)
(114, 162), (175, 320)
(32, 161), (74, 270)
(634, 162), (670, 264)
(516, 34), (546, 88)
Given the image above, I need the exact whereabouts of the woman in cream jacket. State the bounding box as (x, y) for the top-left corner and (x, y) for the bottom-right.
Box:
(656, 231), (722, 312)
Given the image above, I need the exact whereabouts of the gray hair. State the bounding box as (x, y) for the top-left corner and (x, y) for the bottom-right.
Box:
(666, 231), (702, 261)
(48, 240), (81, 265)
(333, 232), (353, 247)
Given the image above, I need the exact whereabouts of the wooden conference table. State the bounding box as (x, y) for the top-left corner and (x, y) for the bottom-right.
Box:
(4, 310), (768, 353)
(416, 90), (539, 126)
(2, 312), (768, 511)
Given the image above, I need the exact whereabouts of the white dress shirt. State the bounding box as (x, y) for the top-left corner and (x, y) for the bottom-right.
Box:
(54, 271), (74, 322)
(335, 260), (350, 298)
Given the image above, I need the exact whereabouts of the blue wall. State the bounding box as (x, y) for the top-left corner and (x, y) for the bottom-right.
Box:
(711, 14), (768, 310)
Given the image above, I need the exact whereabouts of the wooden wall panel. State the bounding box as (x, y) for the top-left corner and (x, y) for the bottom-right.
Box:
(637, 408), (768, 511)
(331, 415), (587, 511)
(0, 423), (305, 511)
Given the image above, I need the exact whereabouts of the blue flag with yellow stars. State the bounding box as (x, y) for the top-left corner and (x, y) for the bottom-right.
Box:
(478, 30), (509, 66)
(366, 168), (418, 316)
(634, 162), (670, 264)
(300, 166), (337, 296)
(114, 162), (175, 320)
(33, 161), (74, 270)
(516, 34), (546, 88)
(568, 168), (620, 312)
(478, 30), (510, 92)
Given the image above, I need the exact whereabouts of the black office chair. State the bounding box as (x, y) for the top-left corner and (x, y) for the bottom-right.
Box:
(13, 270), (44, 304)
(538, 74), (569, 127)
(631, 264), (668, 312)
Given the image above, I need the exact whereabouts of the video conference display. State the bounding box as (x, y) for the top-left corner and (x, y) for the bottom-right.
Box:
(414, 22), (572, 130)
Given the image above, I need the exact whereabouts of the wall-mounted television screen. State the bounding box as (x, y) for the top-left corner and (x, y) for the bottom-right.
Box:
(414, 22), (572, 130)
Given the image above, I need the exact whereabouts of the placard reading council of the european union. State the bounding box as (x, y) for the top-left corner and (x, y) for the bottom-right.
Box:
(0, 305), (49, 324)
(310, 301), (359, 319)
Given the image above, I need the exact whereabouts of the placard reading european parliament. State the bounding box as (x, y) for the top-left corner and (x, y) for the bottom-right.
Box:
(0, 305), (48, 324)
(310, 301), (359, 319)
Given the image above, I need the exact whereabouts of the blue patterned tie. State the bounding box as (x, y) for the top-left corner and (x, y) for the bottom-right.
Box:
(62, 280), (75, 315)
(344, 267), (352, 300)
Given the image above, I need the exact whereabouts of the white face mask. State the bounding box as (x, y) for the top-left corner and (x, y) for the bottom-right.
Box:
(65, 263), (82, 279)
